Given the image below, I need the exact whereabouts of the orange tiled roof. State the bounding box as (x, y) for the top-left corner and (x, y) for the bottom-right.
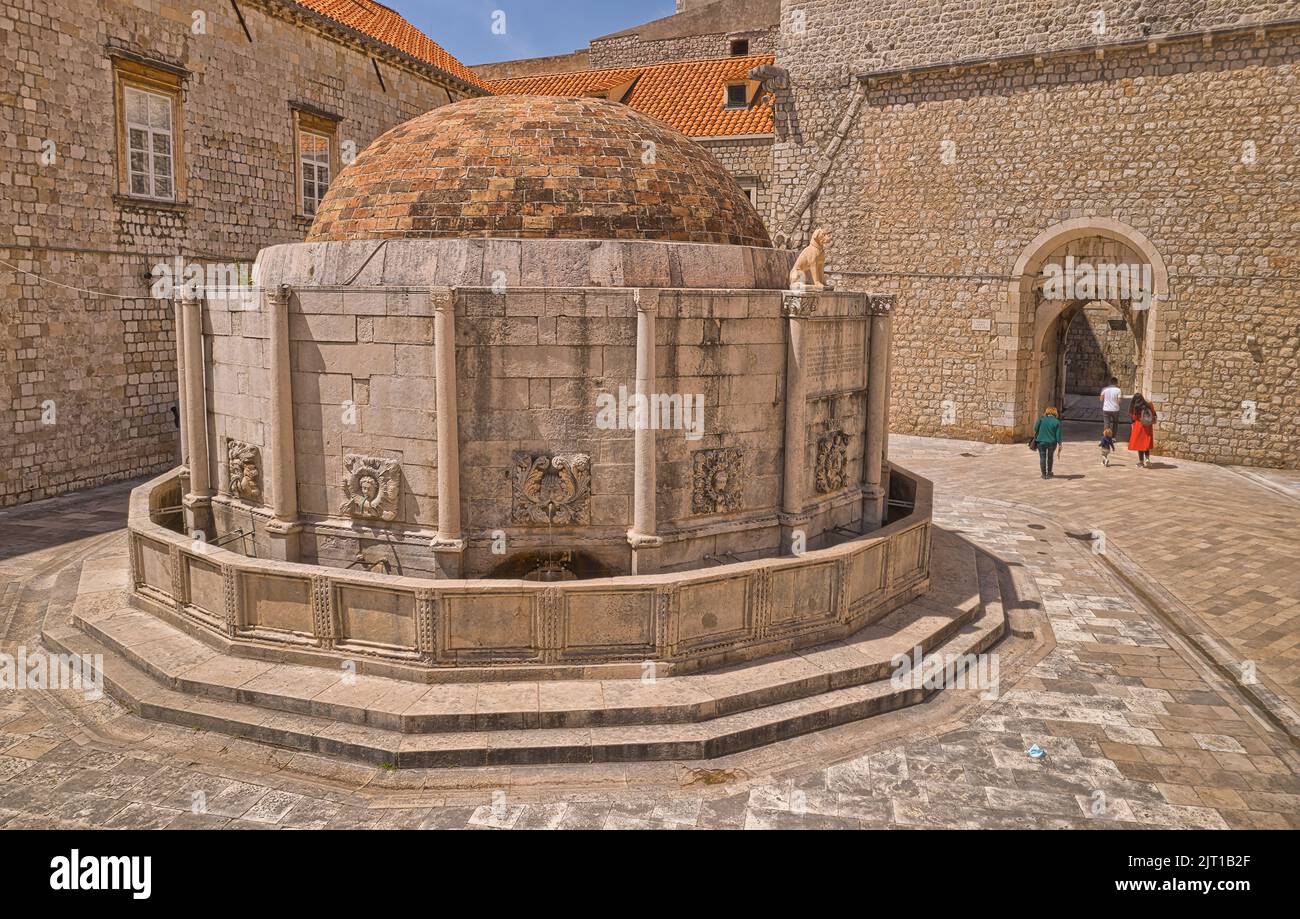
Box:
(295, 0), (488, 91)
(486, 54), (775, 137)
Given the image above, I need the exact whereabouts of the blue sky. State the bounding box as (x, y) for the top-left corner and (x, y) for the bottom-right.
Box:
(388, 0), (677, 65)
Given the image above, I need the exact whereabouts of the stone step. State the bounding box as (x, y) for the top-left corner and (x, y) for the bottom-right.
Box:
(64, 573), (980, 733)
(42, 569), (1007, 767)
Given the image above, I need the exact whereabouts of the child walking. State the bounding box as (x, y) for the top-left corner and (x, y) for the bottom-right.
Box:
(1099, 427), (1115, 466)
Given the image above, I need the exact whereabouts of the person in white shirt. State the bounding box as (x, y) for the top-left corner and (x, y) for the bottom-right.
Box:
(1099, 377), (1123, 432)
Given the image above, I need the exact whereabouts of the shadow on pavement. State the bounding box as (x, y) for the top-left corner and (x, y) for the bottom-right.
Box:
(0, 478), (140, 563)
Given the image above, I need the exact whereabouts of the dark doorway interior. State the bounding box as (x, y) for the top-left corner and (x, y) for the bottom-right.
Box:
(1059, 301), (1138, 427)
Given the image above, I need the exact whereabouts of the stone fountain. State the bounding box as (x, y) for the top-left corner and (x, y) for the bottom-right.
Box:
(42, 97), (1004, 767)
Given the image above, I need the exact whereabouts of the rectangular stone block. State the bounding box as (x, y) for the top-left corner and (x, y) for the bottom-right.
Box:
(211, 335), (264, 368)
(292, 372), (353, 405)
(372, 316), (434, 344)
(560, 590), (656, 657)
(442, 592), (537, 657)
(500, 345), (602, 378)
(336, 585), (417, 651)
(849, 543), (886, 609)
(241, 573), (314, 636)
(186, 556), (225, 618)
(769, 561), (837, 629)
(889, 525), (930, 587)
(805, 319), (867, 396)
(340, 291), (388, 315)
(296, 342), (395, 376)
(137, 538), (172, 597)
(676, 576), (751, 648)
(290, 313), (356, 342)
(395, 343), (436, 377)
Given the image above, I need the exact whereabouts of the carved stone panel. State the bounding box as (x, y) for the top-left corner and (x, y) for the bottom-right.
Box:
(805, 321), (866, 395)
(510, 452), (591, 526)
(691, 447), (744, 515)
(815, 430), (851, 493)
(225, 439), (262, 502)
(339, 454), (401, 521)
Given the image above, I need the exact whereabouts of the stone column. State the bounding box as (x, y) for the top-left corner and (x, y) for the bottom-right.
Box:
(780, 292), (814, 553)
(173, 295), (190, 489)
(429, 287), (465, 577)
(265, 284), (300, 561)
(627, 289), (662, 574)
(180, 294), (212, 537)
(862, 297), (893, 530)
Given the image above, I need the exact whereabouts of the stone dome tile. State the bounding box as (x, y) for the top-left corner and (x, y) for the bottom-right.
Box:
(306, 95), (771, 247)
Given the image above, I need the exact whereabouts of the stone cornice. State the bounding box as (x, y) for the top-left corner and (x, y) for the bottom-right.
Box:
(856, 17), (1300, 87)
(249, 0), (488, 99)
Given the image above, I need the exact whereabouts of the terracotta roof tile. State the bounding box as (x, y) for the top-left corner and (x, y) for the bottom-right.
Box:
(486, 55), (775, 137)
(295, 0), (487, 91)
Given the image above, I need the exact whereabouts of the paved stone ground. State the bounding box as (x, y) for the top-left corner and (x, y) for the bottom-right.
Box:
(894, 427), (1300, 712)
(0, 440), (1297, 830)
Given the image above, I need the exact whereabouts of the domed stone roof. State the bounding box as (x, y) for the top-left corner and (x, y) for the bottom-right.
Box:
(306, 95), (771, 247)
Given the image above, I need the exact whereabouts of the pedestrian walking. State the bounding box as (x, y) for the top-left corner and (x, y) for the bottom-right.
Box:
(1129, 393), (1157, 467)
(1099, 376), (1123, 432)
(1032, 406), (1064, 479)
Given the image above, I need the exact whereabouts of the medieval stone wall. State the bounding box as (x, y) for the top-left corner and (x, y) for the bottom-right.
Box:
(776, 0), (1294, 75)
(771, 1), (1299, 467)
(589, 27), (778, 69)
(0, 0), (471, 506)
(1064, 303), (1138, 394)
(588, 0), (780, 68)
(699, 137), (775, 221)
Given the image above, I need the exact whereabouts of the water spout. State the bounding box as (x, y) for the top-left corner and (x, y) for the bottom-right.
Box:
(523, 500), (577, 581)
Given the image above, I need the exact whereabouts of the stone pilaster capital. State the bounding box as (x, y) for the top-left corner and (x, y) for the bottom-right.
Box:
(782, 290), (818, 317)
(265, 284), (292, 308)
(430, 286), (457, 313)
(867, 295), (895, 316)
(633, 289), (659, 314)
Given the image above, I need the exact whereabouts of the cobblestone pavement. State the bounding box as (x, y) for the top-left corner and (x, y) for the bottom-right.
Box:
(892, 429), (1300, 712)
(0, 443), (1297, 830)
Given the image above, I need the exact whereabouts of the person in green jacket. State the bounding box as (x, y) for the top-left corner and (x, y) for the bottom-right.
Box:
(1034, 406), (1064, 479)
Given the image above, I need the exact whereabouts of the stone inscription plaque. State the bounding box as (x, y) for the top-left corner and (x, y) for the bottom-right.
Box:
(806, 320), (866, 396)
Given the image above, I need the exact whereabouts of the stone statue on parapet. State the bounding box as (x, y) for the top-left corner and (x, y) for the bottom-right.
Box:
(789, 228), (830, 291)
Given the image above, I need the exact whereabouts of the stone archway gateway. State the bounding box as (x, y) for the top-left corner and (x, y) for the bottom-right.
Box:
(996, 218), (1170, 438)
(1047, 300), (1141, 422)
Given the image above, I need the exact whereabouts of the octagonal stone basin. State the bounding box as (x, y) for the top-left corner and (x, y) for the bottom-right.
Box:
(126, 465), (932, 683)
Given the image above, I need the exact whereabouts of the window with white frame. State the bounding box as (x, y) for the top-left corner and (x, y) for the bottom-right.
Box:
(299, 130), (331, 216)
(124, 86), (176, 200)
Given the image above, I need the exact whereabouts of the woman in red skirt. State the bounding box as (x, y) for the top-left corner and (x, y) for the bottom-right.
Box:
(1129, 393), (1156, 468)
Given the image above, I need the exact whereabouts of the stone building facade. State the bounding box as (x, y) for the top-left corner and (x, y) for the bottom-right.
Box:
(0, 0), (483, 506)
(763, 0), (1299, 467)
(475, 0), (780, 76)
(587, 0), (779, 69)
(700, 134), (777, 224)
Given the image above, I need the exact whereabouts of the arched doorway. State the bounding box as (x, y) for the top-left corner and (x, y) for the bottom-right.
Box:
(1061, 300), (1139, 423)
(996, 218), (1169, 439)
(1034, 297), (1143, 425)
